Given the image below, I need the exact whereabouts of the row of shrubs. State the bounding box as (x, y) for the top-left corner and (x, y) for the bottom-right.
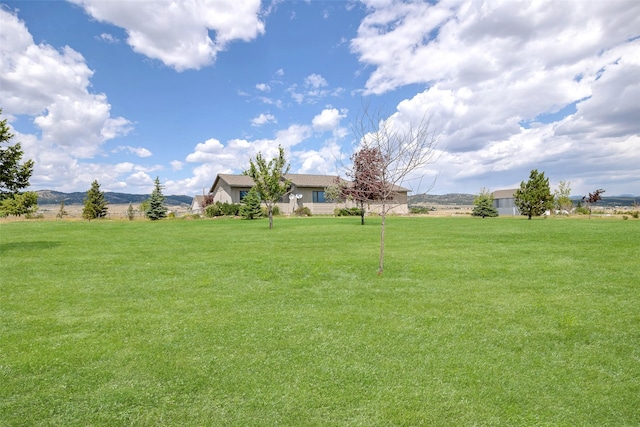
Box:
(204, 201), (292, 218)
(334, 207), (363, 216)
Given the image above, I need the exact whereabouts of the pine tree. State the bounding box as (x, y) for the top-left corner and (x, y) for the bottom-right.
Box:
(126, 202), (135, 221)
(240, 186), (263, 219)
(514, 169), (553, 220)
(472, 188), (498, 218)
(1, 109), (34, 202)
(145, 176), (168, 220)
(82, 180), (108, 220)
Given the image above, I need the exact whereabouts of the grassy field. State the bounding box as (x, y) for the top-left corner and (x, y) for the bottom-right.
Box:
(1, 216), (638, 426)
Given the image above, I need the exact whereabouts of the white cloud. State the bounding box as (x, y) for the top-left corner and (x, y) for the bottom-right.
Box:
(349, 0), (640, 195)
(126, 171), (153, 188)
(170, 160), (184, 171)
(305, 73), (328, 88)
(98, 33), (119, 43)
(69, 0), (265, 71)
(288, 74), (343, 104)
(312, 108), (347, 132)
(255, 83), (270, 92)
(113, 146), (153, 158)
(251, 113), (277, 127)
(0, 7), (133, 189)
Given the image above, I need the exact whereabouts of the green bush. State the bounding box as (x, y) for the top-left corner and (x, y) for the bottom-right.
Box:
(205, 202), (240, 217)
(260, 205), (280, 217)
(575, 207), (590, 215)
(334, 207), (362, 216)
(294, 206), (312, 216)
(632, 211), (639, 219)
(410, 206), (431, 214)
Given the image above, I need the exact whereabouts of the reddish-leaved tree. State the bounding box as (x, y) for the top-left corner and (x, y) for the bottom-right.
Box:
(582, 188), (605, 218)
(344, 107), (440, 274)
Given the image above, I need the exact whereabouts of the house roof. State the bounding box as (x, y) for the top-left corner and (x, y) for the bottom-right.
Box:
(209, 173), (409, 193)
(492, 189), (518, 199)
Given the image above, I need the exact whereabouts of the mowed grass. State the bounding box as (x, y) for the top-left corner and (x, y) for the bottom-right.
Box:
(1, 216), (638, 426)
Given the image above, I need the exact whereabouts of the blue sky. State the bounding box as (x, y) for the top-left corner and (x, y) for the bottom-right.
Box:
(1, 0), (639, 197)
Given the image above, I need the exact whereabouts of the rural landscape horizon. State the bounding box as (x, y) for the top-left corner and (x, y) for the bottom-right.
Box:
(2, 1), (639, 424)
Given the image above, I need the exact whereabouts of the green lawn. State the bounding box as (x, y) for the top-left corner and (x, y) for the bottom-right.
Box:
(1, 216), (638, 426)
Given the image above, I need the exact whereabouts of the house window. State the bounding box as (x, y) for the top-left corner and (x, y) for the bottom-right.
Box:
(239, 190), (249, 201)
(313, 191), (327, 203)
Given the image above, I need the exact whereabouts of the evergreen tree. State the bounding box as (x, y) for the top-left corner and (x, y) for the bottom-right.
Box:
(82, 180), (108, 220)
(145, 176), (168, 220)
(472, 188), (498, 218)
(240, 186), (263, 219)
(0, 191), (38, 217)
(126, 202), (135, 221)
(514, 169), (553, 220)
(1, 109), (35, 210)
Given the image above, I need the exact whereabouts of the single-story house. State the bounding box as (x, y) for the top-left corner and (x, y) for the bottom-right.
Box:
(208, 173), (410, 215)
(492, 189), (520, 216)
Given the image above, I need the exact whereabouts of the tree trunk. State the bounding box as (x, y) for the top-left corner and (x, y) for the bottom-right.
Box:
(268, 205), (273, 229)
(360, 208), (365, 225)
(378, 204), (386, 275)
(378, 214), (385, 274)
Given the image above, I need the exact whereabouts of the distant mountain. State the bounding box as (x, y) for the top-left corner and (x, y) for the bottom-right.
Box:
(570, 195), (639, 207)
(411, 193), (638, 207)
(36, 190), (192, 206)
(409, 193), (475, 206)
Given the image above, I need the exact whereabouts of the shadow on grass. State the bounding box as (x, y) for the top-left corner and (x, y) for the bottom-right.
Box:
(0, 241), (62, 254)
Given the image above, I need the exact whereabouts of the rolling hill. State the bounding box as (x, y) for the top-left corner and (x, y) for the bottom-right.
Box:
(35, 190), (193, 206)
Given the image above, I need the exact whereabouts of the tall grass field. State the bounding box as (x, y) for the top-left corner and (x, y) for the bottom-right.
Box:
(1, 216), (638, 426)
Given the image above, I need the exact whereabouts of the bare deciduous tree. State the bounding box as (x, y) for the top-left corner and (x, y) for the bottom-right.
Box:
(347, 107), (440, 274)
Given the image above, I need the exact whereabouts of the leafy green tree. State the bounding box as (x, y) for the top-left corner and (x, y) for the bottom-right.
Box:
(145, 176), (168, 220)
(514, 169), (553, 220)
(472, 188), (498, 218)
(82, 180), (108, 220)
(0, 191), (38, 217)
(240, 186), (262, 219)
(1, 109), (35, 215)
(554, 180), (573, 214)
(244, 145), (290, 229)
(139, 200), (149, 217)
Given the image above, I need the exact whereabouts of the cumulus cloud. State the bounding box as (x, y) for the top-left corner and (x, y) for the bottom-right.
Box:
(251, 113), (277, 127)
(305, 73), (328, 89)
(255, 83), (270, 92)
(0, 8), (134, 189)
(312, 108), (347, 132)
(69, 0), (265, 71)
(350, 0), (640, 195)
(181, 119), (342, 192)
